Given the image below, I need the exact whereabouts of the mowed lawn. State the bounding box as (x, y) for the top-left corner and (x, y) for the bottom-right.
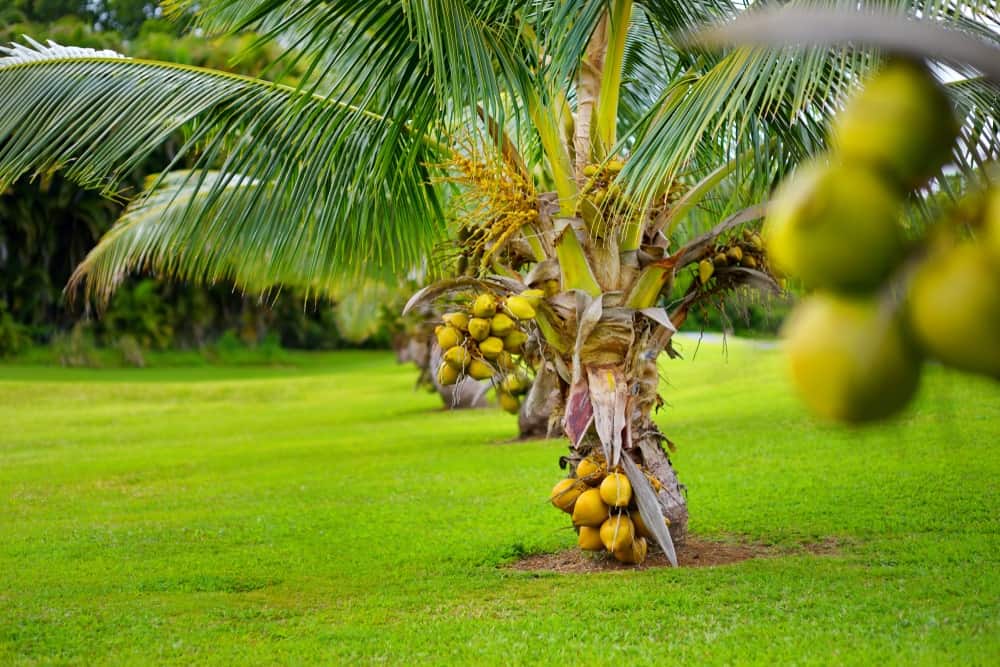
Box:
(1, 340), (998, 665)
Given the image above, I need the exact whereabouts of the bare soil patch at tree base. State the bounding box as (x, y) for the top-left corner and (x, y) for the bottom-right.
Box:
(511, 537), (841, 572)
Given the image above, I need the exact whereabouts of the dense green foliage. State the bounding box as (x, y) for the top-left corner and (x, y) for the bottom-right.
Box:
(0, 15), (386, 356)
(1, 341), (997, 663)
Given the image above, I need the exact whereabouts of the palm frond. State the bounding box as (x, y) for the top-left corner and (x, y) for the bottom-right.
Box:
(0, 40), (447, 293)
(619, 0), (1000, 218)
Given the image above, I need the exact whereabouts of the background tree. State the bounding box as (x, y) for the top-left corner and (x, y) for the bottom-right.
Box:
(0, 0), (996, 563)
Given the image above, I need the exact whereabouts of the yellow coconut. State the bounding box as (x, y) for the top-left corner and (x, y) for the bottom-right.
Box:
(613, 536), (648, 565)
(578, 525), (605, 551)
(520, 289), (545, 308)
(442, 312), (469, 331)
(599, 514), (635, 552)
(497, 391), (520, 415)
(831, 60), (958, 188)
(550, 478), (584, 513)
(503, 330), (528, 353)
(468, 317), (491, 341)
(435, 325), (463, 351)
(467, 359), (496, 381)
(764, 159), (905, 293)
(907, 242), (1000, 378)
(496, 351), (514, 369)
(443, 346), (470, 371)
(490, 313), (516, 337)
(698, 259), (714, 284)
(712, 252), (729, 267)
(571, 488), (609, 527)
(599, 473), (633, 508)
(479, 336), (504, 360)
(632, 510), (650, 540)
(576, 457), (605, 485)
(543, 279), (561, 297)
(472, 293), (497, 318)
(500, 373), (525, 395)
(437, 363), (459, 386)
(985, 187), (1000, 262)
(505, 296), (537, 320)
(783, 293), (921, 423)
(726, 246), (743, 264)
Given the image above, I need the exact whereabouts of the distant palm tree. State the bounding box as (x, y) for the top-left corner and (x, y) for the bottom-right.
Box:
(1, 1), (996, 563)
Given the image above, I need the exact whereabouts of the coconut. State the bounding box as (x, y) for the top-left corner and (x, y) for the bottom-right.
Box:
(505, 296), (536, 320)
(599, 514), (635, 552)
(502, 330), (528, 353)
(578, 525), (605, 551)
(576, 457), (605, 485)
(442, 312), (469, 331)
(764, 160), (905, 293)
(500, 373), (524, 395)
(479, 336), (504, 360)
(831, 60), (958, 189)
(698, 259), (714, 284)
(497, 391), (520, 414)
(490, 313), (516, 337)
(783, 293), (921, 423)
(467, 359), (496, 381)
(907, 242), (1000, 378)
(550, 478), (584, 512)
(520, 289), (545, 307)
(468, 317), (491, 341)
(435, 325), (462, 351)
(599, 472), (633, 508)
(437, 363), (459, 386)
(613, 536), (648, 565)
(472, 293), (497, 318)
(726, 246), (743, 264)
(571, 488), (609, 527)
(985, 187), (1000, 263)
(443, 346), (470, 371)
(495, 352), (514, 370)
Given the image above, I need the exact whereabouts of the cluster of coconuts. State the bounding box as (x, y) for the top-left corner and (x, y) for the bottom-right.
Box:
(765, 59), (999, 423)
(434, 288), (543, 412)
(698, 229), (768, 284)
(549, 455), (665, 565)
(579, 158), (627, 212)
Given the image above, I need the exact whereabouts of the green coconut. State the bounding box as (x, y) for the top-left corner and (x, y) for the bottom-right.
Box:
(783, 293), (922, 423)
(831, 60), (958, 189)
(764, 160), (905, 293)
(907, 241), (1000, 379)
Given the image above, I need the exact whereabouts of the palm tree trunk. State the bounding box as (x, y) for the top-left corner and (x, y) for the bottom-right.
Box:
(563, 355), (689, 545)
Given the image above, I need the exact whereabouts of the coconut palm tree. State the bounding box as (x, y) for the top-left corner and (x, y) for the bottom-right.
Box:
(1, 1), (997, 564)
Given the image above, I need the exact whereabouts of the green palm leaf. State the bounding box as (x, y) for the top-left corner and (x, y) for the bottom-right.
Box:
(0, 41), (448, 291)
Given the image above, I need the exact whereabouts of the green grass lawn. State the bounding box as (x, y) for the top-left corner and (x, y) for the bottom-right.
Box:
(1, 340), (998, 665)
